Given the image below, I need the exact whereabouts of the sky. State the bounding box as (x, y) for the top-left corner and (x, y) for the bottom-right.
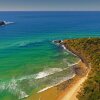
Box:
(0, 0), (100, 11)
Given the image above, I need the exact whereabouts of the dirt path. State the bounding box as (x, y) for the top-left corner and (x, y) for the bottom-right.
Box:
(58, 67), (90, 100)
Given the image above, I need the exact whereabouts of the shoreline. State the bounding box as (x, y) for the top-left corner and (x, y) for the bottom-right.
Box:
(37, 42), (81, 94)
(57, 62), (90, 100)
(36, 60), (89, 100)
(38, 74), (76, 93)
(37, 60), (81, 93)
(27, 40), (90, 100)
(57, 40), (90, 100)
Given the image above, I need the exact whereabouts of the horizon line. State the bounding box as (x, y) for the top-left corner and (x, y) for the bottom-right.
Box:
(0, 10), (100, 12)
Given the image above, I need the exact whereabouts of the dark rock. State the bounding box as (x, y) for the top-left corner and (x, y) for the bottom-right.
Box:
(0, 21), (5, 26)
(53, 40), (63, 44)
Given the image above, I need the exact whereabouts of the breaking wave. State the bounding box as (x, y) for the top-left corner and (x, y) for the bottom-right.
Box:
(0, 67), (67, 99)
(18, 68), (66, 81)
(0, 79), (28, 99)
(4, 21), (14, 25)
(38, 73), (76, 93)
(35, 68), (65, 79)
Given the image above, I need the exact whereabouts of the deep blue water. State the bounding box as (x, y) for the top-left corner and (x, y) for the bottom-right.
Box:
(0, 11), (100, 39)
(0, 11), (100, 100)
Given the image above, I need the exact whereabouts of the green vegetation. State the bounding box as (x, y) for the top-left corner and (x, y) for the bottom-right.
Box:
(63, 38), (100, 100)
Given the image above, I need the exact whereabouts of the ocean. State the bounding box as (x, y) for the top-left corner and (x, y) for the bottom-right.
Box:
(0, 11), (100, 100)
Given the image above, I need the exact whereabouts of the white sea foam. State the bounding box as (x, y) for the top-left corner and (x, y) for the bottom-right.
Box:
(19, 91), (29, 99)
(53, 40), (77, 56)
(68, 60), (81, 66)
(0, 67), (75, 99)
(18, 74), (36, 81)
(61, 45), (77, 56)
(62, 45), (67, 50)
(4, 21), (14, 25)
(38, 74), (76, 93)
(0, 67), (68, 99)
(35, 68), (64, 79)
(18, 68), (65, 81)
(0, 79), (29, 99)
(37, 42), (80, 93)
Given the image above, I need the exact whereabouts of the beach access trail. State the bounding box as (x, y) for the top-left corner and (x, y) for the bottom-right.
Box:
(59, 68), (90, 100)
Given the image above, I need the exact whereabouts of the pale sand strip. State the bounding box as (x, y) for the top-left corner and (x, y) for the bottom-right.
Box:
(59, 68), (90, 100)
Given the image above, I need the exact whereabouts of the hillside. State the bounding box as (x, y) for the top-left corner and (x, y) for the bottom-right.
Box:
(62, 38), (100, 100)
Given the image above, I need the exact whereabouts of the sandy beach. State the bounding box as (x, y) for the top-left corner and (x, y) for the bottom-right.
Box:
(57, 62), (90, 100)
(27, 60), (90, 100)
(58, 63), (90, 100)
(27, 41), (91, 100)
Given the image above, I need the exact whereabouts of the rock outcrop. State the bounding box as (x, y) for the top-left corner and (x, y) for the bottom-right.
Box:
(0, 21), (5, 26)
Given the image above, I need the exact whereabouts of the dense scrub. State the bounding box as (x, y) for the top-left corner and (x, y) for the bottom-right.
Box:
(63, 38), (100, 100)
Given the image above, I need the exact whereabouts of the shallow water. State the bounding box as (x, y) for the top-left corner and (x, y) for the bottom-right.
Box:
(0, 11), (100, 100)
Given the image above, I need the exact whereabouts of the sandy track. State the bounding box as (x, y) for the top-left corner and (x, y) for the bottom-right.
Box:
(59, 68), (90, 100)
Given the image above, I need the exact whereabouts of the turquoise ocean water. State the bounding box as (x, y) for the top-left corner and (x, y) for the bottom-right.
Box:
(0, 11), (100, 100)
